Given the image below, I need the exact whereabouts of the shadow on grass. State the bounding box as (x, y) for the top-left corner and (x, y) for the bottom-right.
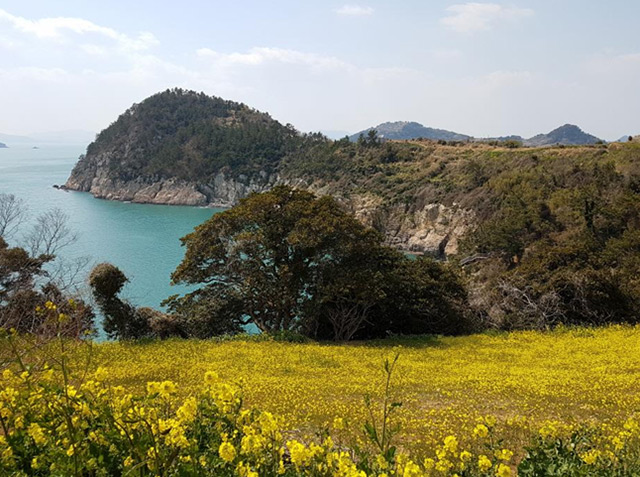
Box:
(342, 334), (448, 349)
(90, 333), (451, 350)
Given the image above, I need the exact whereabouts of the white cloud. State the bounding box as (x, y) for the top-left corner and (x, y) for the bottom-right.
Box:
(0, 8), (158, 51)
(80, 44), (109, 56)
(441, 3), (533, 34)
(335, 5), (374, 16)
(0, 8), (636, 143)
(197, 47), (350, 71)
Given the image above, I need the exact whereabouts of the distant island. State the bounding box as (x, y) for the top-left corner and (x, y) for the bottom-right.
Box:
(65, 88), (636, 257)
(0, 142), (7, 148)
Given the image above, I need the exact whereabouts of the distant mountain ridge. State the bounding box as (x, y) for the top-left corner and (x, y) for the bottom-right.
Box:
(350, 121), (603, 146)
(349, 121), (471, 142)
(0, 142), (7, 148)
(523, 124), (601, 147)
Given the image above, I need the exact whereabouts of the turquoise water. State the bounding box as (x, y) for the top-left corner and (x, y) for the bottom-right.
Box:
(0, 146), (220, 327)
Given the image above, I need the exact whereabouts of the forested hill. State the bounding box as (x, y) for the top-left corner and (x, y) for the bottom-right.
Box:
(69, 88), (300, 186)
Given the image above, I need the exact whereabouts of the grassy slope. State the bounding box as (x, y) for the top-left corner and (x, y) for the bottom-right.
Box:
(285, 141), (636, 207)
(91, 326), (640, 454)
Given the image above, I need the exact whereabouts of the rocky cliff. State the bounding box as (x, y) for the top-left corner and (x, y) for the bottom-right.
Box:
(65, 151), (279, 207)
(345, 194), (474, 257)
(66, 155), (474, 256)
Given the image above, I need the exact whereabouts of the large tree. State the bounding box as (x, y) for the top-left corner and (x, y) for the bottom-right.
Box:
(168, 186), (388, 337)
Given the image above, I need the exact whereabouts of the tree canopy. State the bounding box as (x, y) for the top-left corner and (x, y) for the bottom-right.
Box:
(167, 186), (466, 340)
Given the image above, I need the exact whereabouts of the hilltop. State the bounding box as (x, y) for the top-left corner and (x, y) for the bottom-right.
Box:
(524, 123), (601, 146)
(349, 121), (470, 142)
(0, 142), (7, 148)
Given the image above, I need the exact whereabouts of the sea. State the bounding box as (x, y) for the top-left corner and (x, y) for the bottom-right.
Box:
(0, 145), (221, 335)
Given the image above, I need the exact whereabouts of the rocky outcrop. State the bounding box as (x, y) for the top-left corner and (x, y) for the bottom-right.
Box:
(65, 149), (282, 207)
(66, 168), (279, 208)
(397, 203), (474, 256)
(66, 159), (475, 256)
(346, 195), (475, 256)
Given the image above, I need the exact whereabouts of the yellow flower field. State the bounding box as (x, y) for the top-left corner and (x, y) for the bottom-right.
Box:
(87, 325), (640, 455)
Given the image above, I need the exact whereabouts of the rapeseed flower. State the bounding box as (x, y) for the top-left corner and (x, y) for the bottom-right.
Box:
(218, 441), (237, 462)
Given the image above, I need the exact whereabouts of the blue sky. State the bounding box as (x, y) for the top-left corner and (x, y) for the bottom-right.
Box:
(1, 1), (638, 140)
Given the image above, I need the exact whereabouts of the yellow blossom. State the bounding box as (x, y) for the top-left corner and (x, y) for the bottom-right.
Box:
(496, 463), (511, 477)
(580, 449), (600, 465)
(219, 441), (237, 463)
(478, 455), (492, 472)
(443, 435), (458, 454)
(473, 424), (489, 438)
(495, 448), (513, 461)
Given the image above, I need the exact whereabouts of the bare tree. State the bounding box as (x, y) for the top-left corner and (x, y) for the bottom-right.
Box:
(326, 301), (373, 341)
(26, 208), (78, 256)
(0, 193), (27, 240)
(1, 199), (94, 337)
(494, 278), (565, 330)
(49, 256), (93, 293)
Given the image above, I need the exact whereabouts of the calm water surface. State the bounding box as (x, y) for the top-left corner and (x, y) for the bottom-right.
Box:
(0, 145), (220, 331)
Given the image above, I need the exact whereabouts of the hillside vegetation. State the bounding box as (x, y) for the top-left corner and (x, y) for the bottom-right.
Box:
(298, 140), (640, 328)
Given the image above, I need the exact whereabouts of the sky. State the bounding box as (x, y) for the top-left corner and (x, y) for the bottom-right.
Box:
(0, 1), (638, 140)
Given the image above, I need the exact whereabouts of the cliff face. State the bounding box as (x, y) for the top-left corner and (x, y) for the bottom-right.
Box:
(346, 195), (474, 257)
(66, 155), (475, 256)
(66, 161), (474, 255)
(65, 151), (279, 207)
